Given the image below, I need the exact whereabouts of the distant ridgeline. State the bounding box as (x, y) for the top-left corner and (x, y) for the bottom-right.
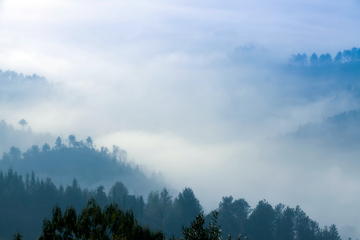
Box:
(0, 135), (166, 198)
(290, 47), (360, 66)
(285, 110), (360, 149)
(287, 47), (360, 85)
(0, 69), (47, 84)
(0, 69), (52, 102)
(0, 168), (342, 240)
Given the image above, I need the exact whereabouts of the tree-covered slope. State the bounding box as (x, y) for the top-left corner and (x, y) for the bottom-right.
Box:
(0, 135), (166, 197)
(285, 110), (360, 149)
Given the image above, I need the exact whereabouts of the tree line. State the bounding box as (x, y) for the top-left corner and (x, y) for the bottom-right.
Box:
(0, 167), (342, 240)
(290, 47), (360, 67)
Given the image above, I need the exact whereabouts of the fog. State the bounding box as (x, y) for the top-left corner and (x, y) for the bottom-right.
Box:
(0, 0), (360, 239)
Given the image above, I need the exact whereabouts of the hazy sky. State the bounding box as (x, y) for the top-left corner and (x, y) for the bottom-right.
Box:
(1, 0), (360, 239)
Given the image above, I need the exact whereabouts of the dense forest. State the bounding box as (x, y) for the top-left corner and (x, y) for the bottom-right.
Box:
(0, 134), (166, 198)
(0, 142), (341, 240)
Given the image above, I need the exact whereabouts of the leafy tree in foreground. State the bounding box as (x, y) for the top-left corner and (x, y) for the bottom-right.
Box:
(181, 211), (245, 240)
(39, 198), (164, 240)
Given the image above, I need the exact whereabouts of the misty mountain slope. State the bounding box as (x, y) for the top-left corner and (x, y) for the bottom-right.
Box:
(0, 69), (53, 103)
(0, 136), (167, 197)
(0, 119), (53, 156)
(284, 47), (360, 101)
(284, 110), (360, 150)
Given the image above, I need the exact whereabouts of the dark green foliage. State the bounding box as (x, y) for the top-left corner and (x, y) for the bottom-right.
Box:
(39, 198), (164, 240)
(217, 196), (250, 238)
(182, 212), (222, 240)
(274, 204), (295, 240)
(163, 187), (203, 238)
(0, 169), (146, 239)
(181, 211), (246, 240)
(247, 200), (275, 240)
(294, 206), (321, 240)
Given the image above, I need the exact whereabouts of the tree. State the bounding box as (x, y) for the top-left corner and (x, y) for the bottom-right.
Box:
(182, 211), (244, 240)
(86, 136), (93, 148)
(319, 53), (332, 66)
(176, 188), (203, 222)
(68, 135), (76, 148)
(351, 47), (360, 62)
(39, 198), (164, 240)
(273, 205), (295, 240)
(55, 137), (63, 149)
(218, 196), (250, 238)
(13, 231), (22, 240)
(310, 53), (319, 66)
(109, 181), (129, 209)
(9, 146), (21, 161)
(144, 191), (162, 230)
(294, 206), (320, 240)
(94, 185), (108, 208)
(22, 145), (40, 159)
(247, 200), (275, 240)
(290, 53), (308, 66)
(42, 143), (51, 152)
(18, 119), (27, 130)
(343, 49), (352, 62)
(328, 224), (341, 240)
(334, 51), (343, 63)
(182, 212), (222, 240)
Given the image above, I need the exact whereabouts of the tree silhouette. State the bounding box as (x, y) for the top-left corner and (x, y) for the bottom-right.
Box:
(86, 136), (93, 148)
(42, 143), (51, 152)
(310, 53), (319, 66)
(18, 119), (27, 130)
(55, 136), (63, 149)
(39, 198), (164, 240)
(68, 135), (76, 148)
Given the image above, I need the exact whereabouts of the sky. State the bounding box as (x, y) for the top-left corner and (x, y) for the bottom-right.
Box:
(1, 0), (360, 239)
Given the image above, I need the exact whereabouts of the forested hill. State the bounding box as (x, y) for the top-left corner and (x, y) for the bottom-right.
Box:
(0, 135), (166, 197)
(285, 47), (360, 100)
(0, 168), (341, 240)
(0, 120), (53, 157)
(0, 69), (52, 103)
(284, 110), (360, 150)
